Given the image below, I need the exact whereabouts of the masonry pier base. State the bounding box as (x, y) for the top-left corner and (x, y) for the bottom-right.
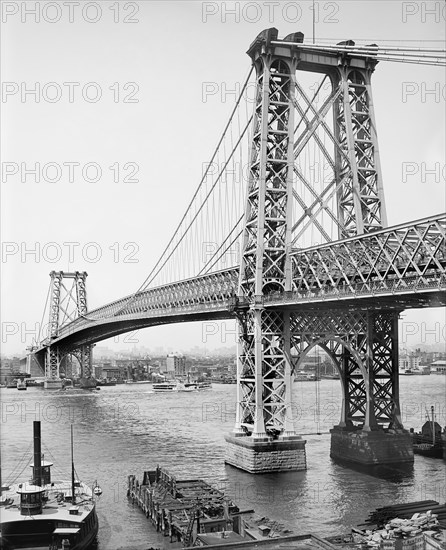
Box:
(225, 434), (307, 473)
(43, 379), (63, 390)
(330, 427), (414, 465)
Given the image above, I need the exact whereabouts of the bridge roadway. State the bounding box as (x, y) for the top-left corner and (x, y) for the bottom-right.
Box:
(38, 213), (445, 352)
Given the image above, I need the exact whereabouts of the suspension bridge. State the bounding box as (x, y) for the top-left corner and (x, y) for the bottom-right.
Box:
(29, 29), (446, 473)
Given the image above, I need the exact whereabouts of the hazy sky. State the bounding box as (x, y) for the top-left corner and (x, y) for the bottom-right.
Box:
(1, 1), (445, 356)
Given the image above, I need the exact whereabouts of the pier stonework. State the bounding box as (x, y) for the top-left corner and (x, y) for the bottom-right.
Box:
(330, 428), (414, 465)
(225, 435), (307, 474)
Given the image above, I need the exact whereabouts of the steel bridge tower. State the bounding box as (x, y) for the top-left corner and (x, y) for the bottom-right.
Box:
(42, 271), (94, 389)
(225, 29), (412, 473)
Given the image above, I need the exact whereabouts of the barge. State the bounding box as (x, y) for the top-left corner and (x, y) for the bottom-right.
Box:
(127, 467), (326, 548)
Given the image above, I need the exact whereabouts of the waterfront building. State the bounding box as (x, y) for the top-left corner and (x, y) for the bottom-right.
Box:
(399, 353), (421, 371)
(166, 353), (186, 376)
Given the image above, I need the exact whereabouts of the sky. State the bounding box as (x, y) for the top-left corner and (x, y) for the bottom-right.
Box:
(1, 0), (445, 357)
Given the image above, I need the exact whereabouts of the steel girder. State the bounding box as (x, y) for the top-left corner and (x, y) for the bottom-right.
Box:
(53, 268), (239, 341)
(39, 214), (445, 354)
(290, 309), (402, 430)
(286, 214), (446, 301)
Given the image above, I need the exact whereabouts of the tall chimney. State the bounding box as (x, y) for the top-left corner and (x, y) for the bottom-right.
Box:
(33, 421), (42, 487)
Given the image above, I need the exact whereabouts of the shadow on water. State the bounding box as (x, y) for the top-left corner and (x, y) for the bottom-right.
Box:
(330, 457), (414, 482)
(223, 463), (309, 509)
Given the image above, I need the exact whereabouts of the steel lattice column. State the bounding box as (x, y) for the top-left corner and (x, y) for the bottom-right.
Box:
(71, 345), (93, 379)
(44, 271), (89, 380)
(45, 271), (63, 379)
(46, 347), (60, 379)
(48, 271), (63, 339)
(236, 29), (298, 439)
(289, 309), (403, 430)
(365, 310), (403, 429)
(334, 63), (387, 238)
(75, 271), (88, 316)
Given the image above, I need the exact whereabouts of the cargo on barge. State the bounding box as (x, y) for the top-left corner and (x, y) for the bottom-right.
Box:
(128, 467), (242, 546)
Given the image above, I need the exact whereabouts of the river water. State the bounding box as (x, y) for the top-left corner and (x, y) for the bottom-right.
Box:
(1, 376), (445, 549)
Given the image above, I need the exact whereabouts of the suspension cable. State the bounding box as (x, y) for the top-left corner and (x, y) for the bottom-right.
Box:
(37, 281), (52, 345)
(198, 220), (244, 276)
(134, 67), (253, 292)
(139, 115), (252, 291)
(273, 41), (446, 67)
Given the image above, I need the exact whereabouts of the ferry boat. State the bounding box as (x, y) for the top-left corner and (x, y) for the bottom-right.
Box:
(0, 421), (99, 549)
(152, 379), (212, 392)
(196, 381), (212, 390)
(152, 382), (178, 392)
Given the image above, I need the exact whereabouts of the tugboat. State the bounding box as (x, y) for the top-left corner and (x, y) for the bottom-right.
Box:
(0, 421), (99, 549)
(411, 406), (444, 458)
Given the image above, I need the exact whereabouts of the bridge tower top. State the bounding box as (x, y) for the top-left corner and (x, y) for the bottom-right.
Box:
(243, 28), (387, 244)
(47, 271), (88, 340)
(246, 27), (380, 76)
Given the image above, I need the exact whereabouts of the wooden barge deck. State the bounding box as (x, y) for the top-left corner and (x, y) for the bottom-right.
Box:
(128, 467), (241, 546)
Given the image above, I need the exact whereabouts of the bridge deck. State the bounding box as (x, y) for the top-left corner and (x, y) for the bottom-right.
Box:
(37, 214), (445, 352)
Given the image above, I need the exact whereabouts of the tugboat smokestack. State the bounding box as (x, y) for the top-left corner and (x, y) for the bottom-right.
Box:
(33, 421), (42, 487)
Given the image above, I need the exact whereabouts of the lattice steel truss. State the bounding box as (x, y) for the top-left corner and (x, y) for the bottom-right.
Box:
(335, 65), (387, 236)
(44, 271), (91, 379)
(290, 309), (402, 429)
(235, 29), (297, 438)
(235, 28), (403, 439)
(71, 345), (93, 379)
(288, 38), (386, 245)
(286, 214), (446, 300)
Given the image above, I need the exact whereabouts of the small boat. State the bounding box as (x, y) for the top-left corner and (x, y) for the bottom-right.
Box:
(412, 406), (444, 458)
(197, 381), (212, 390)
(399, 368), (414, 375)
(0, 421), (98, 549)
(16, 379), (27, 390)
(96, 378), (117, 386)
(294, 372), (320, 382)
(93, 481), (102, 495)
